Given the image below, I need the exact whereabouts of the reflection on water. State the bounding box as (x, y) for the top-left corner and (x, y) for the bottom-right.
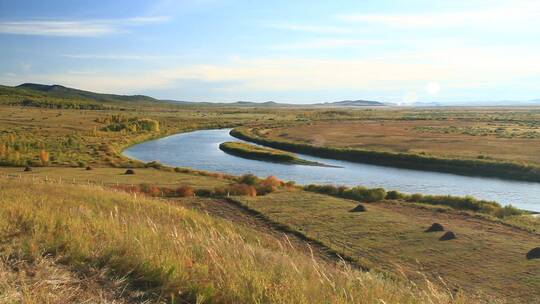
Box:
(123, 129), (540, 212)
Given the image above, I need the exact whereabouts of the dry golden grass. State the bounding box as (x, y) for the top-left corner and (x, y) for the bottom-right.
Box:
(0, 178), (477, 303)
(0, 256), (137, 304)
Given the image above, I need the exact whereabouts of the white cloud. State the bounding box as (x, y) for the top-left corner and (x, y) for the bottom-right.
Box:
(3, 45), (539, 98)
(61, 53), (180, 60)
(0, 16), (169, 37)
(338, 1), (540, 30)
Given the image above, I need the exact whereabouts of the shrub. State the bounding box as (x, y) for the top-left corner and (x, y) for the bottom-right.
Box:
(239, 173), (258, 186)
(342, 186), (386, 203)
(145, 161), (163, 169)
(176, 185), (195, 197)
(494, 205), (523, 218)
(39, 149), (49, 166)
(146, 186), (162, 197)
(261, 175), (283, 187)
(195, 188), (213, 197)
(386, 190), (404, 200)
(304, 184), (387, 203)
(228, 184), (257, 197)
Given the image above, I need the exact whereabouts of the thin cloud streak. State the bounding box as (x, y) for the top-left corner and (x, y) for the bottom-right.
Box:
(265, 22), (352, 34)
(272, 39), (383, 50)
(0, 16), (169, 37)
(61, 53), (181, 60)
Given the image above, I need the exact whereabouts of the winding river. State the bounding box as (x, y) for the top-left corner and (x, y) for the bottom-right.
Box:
(123, 129), (540, 212)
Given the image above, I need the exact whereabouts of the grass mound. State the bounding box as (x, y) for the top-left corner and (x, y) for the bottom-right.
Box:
(0, 179), (471, 303)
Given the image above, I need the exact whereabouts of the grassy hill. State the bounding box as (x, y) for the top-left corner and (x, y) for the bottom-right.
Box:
(0, 178), (472, 303)
(13, 83), (158, 103)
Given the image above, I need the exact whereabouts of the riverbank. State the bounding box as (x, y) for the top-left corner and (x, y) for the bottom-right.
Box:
(219, 141), (334, 167)
(230, 127), (540, 183)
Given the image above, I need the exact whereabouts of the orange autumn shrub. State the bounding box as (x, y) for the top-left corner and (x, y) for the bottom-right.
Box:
(176, 185), (195, 197)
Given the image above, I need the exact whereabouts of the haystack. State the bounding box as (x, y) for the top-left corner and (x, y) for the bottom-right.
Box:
(527, 247), (540, 260)
(439, 231), (456, 241)
(425, 223), (444, 232)
(349, 204), (366, 212)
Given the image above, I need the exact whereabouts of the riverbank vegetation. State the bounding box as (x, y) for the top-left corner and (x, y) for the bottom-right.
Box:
(303, 184), (524, 218)
(219, 141), (328, 166)
(231, 126), (540, 182)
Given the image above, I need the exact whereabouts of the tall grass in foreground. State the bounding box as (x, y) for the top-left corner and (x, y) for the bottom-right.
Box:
(0, 179), (476, 303)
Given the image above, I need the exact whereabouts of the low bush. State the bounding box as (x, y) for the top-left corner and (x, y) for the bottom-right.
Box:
(304, 184), (387, 203)
(238, 173), (259, 185)
(176, 185), (195, 197)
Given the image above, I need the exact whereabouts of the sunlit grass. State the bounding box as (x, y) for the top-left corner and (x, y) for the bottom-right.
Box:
(0, 179), (474, 303)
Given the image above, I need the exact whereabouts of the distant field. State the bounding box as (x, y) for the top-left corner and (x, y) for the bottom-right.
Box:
(235, 191), (540, 302)
(260, 117), (540, 165)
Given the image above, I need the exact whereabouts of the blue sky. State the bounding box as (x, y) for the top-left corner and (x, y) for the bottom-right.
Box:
(0, 0), (539, 104)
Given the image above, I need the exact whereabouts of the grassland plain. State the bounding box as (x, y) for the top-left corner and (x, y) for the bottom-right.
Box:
(234, 191), (540, 303)
(1, 86), (540, 303)
(0, 178), (477, 304)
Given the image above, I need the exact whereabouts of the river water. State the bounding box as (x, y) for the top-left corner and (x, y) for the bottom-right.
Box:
(123, 129), (540, 212)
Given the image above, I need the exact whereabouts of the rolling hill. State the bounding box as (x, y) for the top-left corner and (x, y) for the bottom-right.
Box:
(14, 83), (158, 103)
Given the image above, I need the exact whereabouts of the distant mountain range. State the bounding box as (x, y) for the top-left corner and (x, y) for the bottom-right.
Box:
(2, 83), (540, 107)
(1, 83), (388, 107)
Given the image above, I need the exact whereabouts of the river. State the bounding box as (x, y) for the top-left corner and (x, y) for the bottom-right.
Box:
(123, 129), (540, 212)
